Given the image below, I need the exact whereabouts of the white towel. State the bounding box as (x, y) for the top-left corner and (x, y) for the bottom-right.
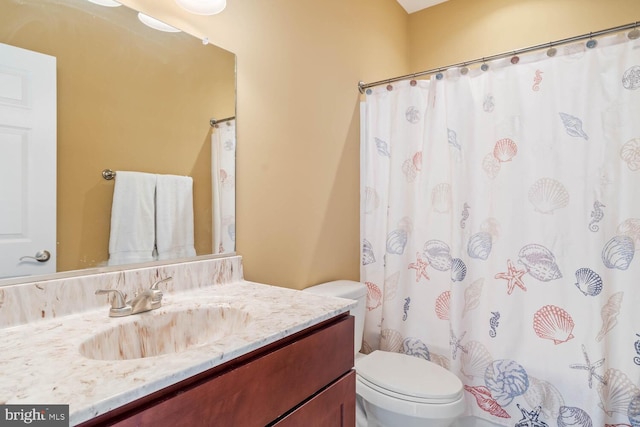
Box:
(107, 171), (157, 266)
(155, 174), (196, 260)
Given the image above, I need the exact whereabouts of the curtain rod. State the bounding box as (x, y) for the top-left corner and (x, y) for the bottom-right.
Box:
(210, 116), (235, 127)
(358, 21), (640, 93)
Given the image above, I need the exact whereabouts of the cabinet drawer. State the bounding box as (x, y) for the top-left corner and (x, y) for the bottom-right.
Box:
(109, 315), (354, 427)
(272, 371), (355, 427)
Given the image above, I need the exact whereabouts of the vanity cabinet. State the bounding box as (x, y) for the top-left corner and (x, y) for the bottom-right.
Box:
(80, 314), (355, 427)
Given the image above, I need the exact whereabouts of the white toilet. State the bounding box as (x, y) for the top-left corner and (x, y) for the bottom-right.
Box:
(304, 280), (465, 427)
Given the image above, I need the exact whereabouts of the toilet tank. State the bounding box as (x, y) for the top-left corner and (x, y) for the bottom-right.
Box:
(303, 280), (367, 354)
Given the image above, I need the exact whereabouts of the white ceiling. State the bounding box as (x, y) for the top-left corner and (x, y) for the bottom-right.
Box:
(396, 0), (448, 14)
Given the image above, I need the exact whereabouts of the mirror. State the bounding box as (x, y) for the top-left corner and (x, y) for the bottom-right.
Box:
(0, 0), (236, 284)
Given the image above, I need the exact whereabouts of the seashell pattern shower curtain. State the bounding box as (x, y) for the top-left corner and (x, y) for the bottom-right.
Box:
(360, 33), (640, 427)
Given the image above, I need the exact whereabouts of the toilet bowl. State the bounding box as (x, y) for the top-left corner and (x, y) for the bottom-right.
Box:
(356, 350), (464, 427)
(304, 280), (465, 427)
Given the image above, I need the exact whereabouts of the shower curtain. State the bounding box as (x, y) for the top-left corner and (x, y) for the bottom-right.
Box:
(360, 33), (640, 427)
(212, 119), (236, 254)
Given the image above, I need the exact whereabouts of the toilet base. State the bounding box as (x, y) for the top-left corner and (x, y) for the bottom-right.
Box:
(356, 395), (368, 427)
(357, 394), (461, 427)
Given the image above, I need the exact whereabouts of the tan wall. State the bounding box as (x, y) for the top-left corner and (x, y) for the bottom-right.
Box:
(119, 0), (411, 289)
(0, 0), (235, 272)
(408, 0), (640, 71)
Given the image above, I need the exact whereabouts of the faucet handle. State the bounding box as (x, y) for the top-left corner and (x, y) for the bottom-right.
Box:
(95, 289), (132, 317)
(150, 276), (173, 291)
(150, 277), (173, 307)
(95, 289), (126, 308)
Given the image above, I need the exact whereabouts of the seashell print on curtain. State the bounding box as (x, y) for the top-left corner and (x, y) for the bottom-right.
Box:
(360, 32), (640, 427)
(493, 138), (518, 162)
(574, 267), (603, 296)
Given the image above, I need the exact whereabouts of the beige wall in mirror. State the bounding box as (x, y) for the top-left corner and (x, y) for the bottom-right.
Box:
(0, 0), (235, 278)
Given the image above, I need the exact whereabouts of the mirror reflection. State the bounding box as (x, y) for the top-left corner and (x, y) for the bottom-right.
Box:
(0, 0), (236, 282)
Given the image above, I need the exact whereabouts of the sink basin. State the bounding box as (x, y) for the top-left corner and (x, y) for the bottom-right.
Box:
(79, 305), (251, 360)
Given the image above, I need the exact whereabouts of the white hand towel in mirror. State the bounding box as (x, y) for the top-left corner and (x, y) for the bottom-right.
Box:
(107, 171), (157, 266)
(156, 174), (196, 260)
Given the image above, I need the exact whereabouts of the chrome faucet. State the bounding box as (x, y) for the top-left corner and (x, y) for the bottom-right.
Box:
(96, 277), (173, 317)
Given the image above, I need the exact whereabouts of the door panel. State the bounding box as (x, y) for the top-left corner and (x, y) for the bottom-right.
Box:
(273, 372), (356, 427)
(0, 42), (56, 279)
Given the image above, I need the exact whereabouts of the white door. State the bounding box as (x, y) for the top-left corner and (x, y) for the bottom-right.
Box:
(0, 42), (56, 279)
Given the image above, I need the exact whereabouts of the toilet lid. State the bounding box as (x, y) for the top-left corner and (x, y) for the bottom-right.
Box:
(356, 351), (463, 401)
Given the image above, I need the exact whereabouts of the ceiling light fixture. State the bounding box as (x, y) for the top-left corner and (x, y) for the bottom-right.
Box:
(175, 0), (226, 15)
(137, 13), (181, 33)
(86, 0), (122, 7)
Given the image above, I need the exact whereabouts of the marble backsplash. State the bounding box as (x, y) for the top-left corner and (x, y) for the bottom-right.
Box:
(0, 255), (243, 329)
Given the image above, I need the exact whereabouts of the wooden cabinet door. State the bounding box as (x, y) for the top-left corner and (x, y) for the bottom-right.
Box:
(272, 371), (355, 427)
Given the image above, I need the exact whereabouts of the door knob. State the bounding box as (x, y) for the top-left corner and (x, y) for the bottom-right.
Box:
(19, 250), (51, 262)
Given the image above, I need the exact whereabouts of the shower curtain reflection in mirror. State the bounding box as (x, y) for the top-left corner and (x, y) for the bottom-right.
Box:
(212, 119), (236, 254)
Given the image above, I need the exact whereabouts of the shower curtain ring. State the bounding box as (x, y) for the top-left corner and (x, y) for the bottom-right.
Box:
(586, 32), (598, 48)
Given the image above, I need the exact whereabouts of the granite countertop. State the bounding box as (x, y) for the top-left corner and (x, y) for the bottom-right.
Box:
(0, 281), (355, 425)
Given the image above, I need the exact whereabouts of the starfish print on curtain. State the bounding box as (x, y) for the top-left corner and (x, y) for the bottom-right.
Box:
(495, 259), (527, 295)
(408, 252), (430, 282)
